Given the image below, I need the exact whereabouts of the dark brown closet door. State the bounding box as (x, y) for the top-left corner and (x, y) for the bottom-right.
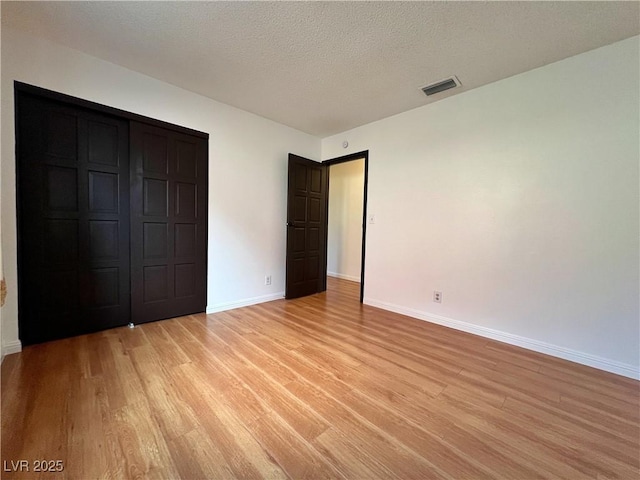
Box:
(17, 93), (130, 345)
(130, 122), (208, 323)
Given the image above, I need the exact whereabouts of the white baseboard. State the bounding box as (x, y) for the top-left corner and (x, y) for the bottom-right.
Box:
(2, 340), (23, 362)
(206, 292), (285, 314)
(327, 272), (361, 283)
(364, 298), (639, 380)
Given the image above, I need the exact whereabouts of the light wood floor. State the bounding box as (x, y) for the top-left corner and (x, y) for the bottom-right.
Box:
(2, 278), (639, 479)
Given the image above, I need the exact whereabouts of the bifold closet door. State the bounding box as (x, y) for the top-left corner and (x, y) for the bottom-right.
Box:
(17, 93), (131, 345)
(129, 122), (208, 324)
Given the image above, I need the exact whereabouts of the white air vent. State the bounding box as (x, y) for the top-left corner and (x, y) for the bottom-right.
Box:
(421, 76), (461, 96)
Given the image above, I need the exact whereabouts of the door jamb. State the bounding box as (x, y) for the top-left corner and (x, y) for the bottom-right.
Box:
(322, 150), (369, 303)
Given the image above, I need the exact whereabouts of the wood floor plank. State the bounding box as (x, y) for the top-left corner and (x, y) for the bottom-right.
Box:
(168, 362), (288, 480)
(168, 427), (235, 479)
(128, 344), (199, 440)
(434, 389), (618, 478)
(2, 277), (638, 479)
(285, 380), (451, 480)
(502, 396), (639, 469)
(338, 388), (496, 479)
(311, 427), (400, 480)
(249, 411), (344, 480)
(140, 321), (191, 368)
(110, 401), (180, 479)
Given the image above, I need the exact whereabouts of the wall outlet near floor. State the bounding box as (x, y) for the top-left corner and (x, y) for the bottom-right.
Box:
(265, 275), (272, 286)
(433, 291), (442, 303)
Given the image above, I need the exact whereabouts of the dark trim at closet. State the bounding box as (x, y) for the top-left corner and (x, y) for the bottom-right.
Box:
(323, 150), (369, 303)
(14, 82), (209, 139)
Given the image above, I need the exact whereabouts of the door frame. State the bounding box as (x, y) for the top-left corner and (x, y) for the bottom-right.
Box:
(323, 150), (369, 303)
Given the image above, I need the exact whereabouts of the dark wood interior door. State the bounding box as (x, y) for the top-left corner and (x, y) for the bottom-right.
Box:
(285, 154), (328, 299)
(129, 122), (208, 323)
(17, 93), (131, 345)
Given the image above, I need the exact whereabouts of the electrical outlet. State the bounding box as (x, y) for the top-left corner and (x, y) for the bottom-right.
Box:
(265, 275), (272, 286)
(433, 291), (442, 303)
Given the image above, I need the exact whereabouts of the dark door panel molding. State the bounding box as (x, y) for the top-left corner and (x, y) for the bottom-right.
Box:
(285, 154), (329, 299)
(17, 93), (131, 344)
(129, 122), (208, 323)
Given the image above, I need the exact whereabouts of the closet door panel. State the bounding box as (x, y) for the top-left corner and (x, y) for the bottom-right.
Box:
(17, 93), (130, 345)
(130, 122), (207, 323)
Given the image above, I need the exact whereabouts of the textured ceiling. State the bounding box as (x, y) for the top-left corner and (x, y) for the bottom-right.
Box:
(3, 1), (639, 137)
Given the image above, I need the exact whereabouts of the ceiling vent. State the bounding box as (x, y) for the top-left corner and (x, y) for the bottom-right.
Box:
(421, 76), (461, 97)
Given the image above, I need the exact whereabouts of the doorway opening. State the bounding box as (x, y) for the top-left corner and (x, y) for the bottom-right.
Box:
(324, 151), (369, 303)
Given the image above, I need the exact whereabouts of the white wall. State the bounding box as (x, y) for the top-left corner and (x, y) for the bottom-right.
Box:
(323, 36), (640, 378)
(327, 159), (364, 282)
(0, 27), (320, 356)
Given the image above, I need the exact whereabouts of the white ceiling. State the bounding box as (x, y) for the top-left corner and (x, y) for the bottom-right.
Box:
(3, 1), (639, 137)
